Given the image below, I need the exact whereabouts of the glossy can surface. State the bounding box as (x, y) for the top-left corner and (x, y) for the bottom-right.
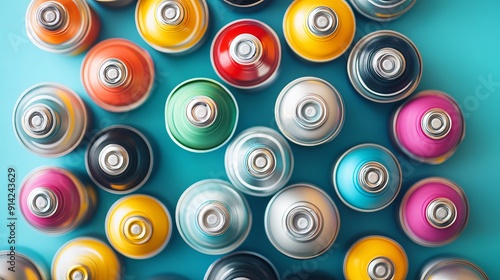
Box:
(13, 83), (88, 157)
(19, 167), (96, 235)
(165, 78), (238, 152)
(420, 258), (489, 280)
(283, 0), (355, 62)
(204, 251), (279, 280)
(81, 38), (155, 112)
(176, 179), (251, 255)
(0, 251), (47, 280)
(333, 143), (402, 212)
(86, 125), (153, 194)
(26, 0), (100, 54)
(225, 126), (293, 197)
(136, 0), (209, 53)
(265, 183), (340, 259)
(392, 90), (465, 164)
(350, 0), (416, 21)
(211, 19), (281, 89)
(400, 177), (469, 247)
(275, 77), (345, 146)
(344, 235), (408, 280)
(52, 237), (121, 280)
(348, 30), (422, 103)
(106, 194), (172, 259)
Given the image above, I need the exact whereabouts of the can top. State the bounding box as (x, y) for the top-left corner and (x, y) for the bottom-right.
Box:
(358, 161), (389, 193)
(229, 34), (262, 65)
(368, 257), (394, 280)
(186, 96), (218, 127)
(421, 108), (452, 139)
(307, 6), (338, 37)
(36, 2), (67, 31)
(275, 77), (344, 146)
(156, 0), (185, 26)
(204, 251), (279, 280)
(27, 187), (58, 217)
(98, 58), (129, 88)
(197, 201), (230, 236)
(349, 0), (417, 22)
(1, 251), (47, 280)
(21, 104), (57, 139)
(420, 258), (489, 280)
(426, 198), (457, 229)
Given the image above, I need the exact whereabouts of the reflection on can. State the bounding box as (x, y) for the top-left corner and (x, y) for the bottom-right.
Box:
(13, 83), (88, 157)
(81, 38), (155, 112)
(86, 125), (153, 194)
(348, 30), (422, 103)
(165, 78), (238, 152)
(136, 0), (209, 53)
(19, 167), (97, 235)
(176, 179), (251, 255)
(225, 126), (293, 197)
(400, 177), (469, 247)
(349, 0), (416, 21)
(26, 0), (100, 54)
(0, 250), (48, 280)
(265, 183), (340, 259)
(52, 237), (121, 280)
(420, 258), (489, 280)
(344, 235), (408, 280)
(333, 143), (402, 212)
(392, 90), (465, 164)
(106, 194), (172, 259)
(211, 19), (281, 89)
(275, 77), (345, 146)
(283, 0), (355, 62)
(204, 251), (279, 280)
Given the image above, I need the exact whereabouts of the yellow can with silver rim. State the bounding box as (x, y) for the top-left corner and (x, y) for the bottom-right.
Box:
(136, 0), (209, 53)
(344, 235), (408, 280)
(52, 237), (121, 280)
(283, 0), (355, 62)
(105, 194), (172, 259)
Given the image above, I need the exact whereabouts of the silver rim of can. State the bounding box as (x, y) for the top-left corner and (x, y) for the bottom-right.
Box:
(347, 30), (422, 103)
(98, 58), (129, 88)
(122, 215), (154, 245)
(156, 0), (185, 26)
(35, 1), (67, 31)
(426, 198), (457, 229)
(371, 47), (406, 80)
(349, 0), (417, 22)
(21, 104), (57, 139)
(391, 90), (465, 164)
(283, 203), (323, 242)
(246, 147), (276, 178)
(419, 258), (489, 280)
(85, 125), (154, 194)
(294, 94), (329, 130)
(222, 0), (266, 8)
(98, 144), (130, 176)
(229, 33), (263, 65)
(66, 264), (92, 280)
(203, 251), (280, 280)
(421, 108), (452, 140)
(399, 177), (469, 247)
(358, 161), (389, 194)
(275, 77), (345, 146)
(368, 257), (395, 280)
(27, 187), (58, 218)
(185, 96), (218, 128)
(306, 6), (338, 37)
(196, 201), (231, 236)
(333, 143), (402, 212)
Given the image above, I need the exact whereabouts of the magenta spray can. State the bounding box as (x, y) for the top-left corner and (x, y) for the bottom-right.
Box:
(399, 177), (469, 247)
(19, 167), (97, 235)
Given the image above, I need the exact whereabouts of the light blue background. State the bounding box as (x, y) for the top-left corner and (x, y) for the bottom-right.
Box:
(1, 0), (499, 279)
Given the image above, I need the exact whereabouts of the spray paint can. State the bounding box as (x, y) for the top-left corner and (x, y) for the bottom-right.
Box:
(265, 183), (340, 259)
(283, 0), (355, 62)
(204, 251), (279, 280)
(420, 258), (489, 280)
(349, 0), (416, 21)
(86, 125), (153, 194)
(344, 235), (408, 280)
(333, 143), (402, 212)
(275, 77), (345, 146)
(106, 194), (172, 259)
(136, 0), (209, 54)
(52, 237), (121, 280)
(211, 19), (281, 89)
(13, 83), (88, 157)
(399, 177), (469, 247)
(392, 90), (465, 164)
(348, 30), (422, 103)
(0, 250), (48, 280)
(165, 78), (238, 152)
(19, 167), (97, 235)
(25, 0), (100, 54)
(81, 38), (155, 112)
(176, 179), (251, 255)
(225, 126), (293, 197)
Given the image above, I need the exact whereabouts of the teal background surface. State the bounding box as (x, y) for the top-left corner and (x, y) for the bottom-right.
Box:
(1, 0), (499, 279)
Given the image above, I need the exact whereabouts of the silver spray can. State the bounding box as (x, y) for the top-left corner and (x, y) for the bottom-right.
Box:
(0, 250), (48, 280)
(225, 126), (293, 197)
(420, 258), (489, 280)
(265, 183), (340, 259)
(204, 251), (279, 280)
(275, 77), (345, 146)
